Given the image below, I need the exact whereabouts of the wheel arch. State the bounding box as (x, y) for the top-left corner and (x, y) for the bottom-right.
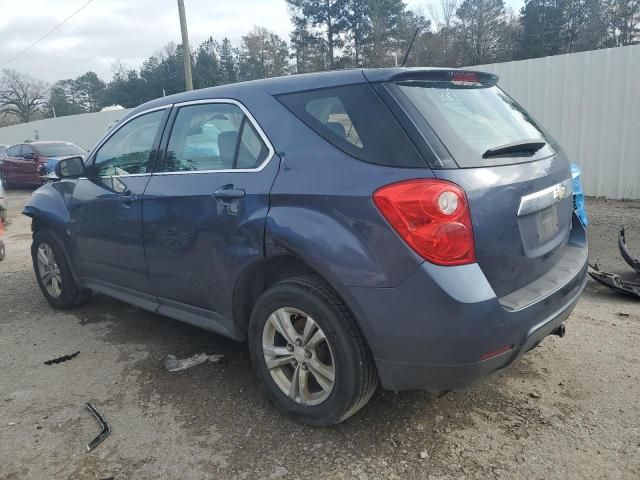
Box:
(232, 254), (371, 346)
(27, 211), (82, 288)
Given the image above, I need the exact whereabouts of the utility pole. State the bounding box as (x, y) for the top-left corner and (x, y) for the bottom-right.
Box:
(177, 0), (193, 91)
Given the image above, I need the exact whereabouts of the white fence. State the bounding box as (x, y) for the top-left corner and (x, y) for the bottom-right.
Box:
(474, 44), (640, 199)
(0, 109), (130, 151)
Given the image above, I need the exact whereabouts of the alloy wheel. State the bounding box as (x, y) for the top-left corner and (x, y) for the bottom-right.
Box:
(262, 307), (336, 406)
(36, 243), (63, 298)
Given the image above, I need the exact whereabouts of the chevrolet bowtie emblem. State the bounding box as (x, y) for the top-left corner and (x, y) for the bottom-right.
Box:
(554, 184), (567, 201)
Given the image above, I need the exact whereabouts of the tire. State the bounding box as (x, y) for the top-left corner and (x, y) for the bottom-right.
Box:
(248, 275), (378, 426)
(0, 240), (5, 261)
(31, 229), (91, 309)
(0, 170), (8, 189)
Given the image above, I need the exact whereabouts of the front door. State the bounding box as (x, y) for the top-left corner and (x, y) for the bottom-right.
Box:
(69, 108), (169, 296)
(143, 100), (278, 328)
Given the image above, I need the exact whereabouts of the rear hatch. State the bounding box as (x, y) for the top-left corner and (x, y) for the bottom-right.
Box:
(378, 71), (575, 298)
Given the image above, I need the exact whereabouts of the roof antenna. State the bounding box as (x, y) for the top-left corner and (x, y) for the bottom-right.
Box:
(400, 27), (420, 67)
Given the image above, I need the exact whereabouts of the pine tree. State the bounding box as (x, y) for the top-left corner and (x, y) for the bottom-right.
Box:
(218, 38), (238, 84)
(287, 0), (348, 68)
(455, 0), (507, 65)
(345, 0), (372, 66)
(519, 0), (564, 58)
(193, 37), (222, 89)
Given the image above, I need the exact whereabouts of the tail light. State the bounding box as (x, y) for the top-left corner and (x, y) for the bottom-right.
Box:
(373, 178), (475, 266)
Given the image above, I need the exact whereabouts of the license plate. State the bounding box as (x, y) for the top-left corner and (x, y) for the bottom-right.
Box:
(536, 205), (559, 241)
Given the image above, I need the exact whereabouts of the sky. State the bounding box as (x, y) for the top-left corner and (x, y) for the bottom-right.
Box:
(0, 0), (524, 83)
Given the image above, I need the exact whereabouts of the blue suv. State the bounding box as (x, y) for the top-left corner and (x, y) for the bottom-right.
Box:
(25, 69), (588, 426)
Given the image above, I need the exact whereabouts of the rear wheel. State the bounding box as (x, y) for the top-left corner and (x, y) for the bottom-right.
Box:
(31, 229), (91, 309)
(248, 276), (377, 426)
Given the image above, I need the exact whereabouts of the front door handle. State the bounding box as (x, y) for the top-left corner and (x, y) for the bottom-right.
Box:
(213, 187), (245, 200)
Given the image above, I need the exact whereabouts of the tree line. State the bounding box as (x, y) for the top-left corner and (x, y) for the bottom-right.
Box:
(1, 0), (638, 126)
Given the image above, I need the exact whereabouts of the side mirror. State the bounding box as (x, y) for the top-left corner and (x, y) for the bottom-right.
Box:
(55, 156), (85, 179)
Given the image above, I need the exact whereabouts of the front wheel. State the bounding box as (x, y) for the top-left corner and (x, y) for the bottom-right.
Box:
(248, 276), (378, 426)
(31, 229), (91, 309)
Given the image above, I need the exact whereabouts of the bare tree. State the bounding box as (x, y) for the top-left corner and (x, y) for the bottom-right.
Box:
(428, 0), (460, 62)
(0, 69), (48, 123)
(428, 0), (460, 30)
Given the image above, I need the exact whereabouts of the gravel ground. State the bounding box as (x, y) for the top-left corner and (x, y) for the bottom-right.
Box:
(0, 189), (639, 480)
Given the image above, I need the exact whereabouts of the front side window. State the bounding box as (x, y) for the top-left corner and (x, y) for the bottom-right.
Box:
(93, 110), (165, 177)
(163, 103), (269, 172)
(6, 145), (21, 157)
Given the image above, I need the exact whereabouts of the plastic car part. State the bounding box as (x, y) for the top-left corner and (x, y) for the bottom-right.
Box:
(618, 228), (640, 275)
(588, 265), (640, 299)
(44, 351), (80, 365)
(85, 402), (111, 452)
(571, 163), (588, 226)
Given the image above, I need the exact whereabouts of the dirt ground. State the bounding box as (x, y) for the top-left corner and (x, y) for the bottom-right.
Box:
(0, 189), (638, 480)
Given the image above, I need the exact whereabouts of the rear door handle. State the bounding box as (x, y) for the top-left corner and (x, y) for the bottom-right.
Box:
(213, 188), (245, 200)
(119, 191), (138, 205)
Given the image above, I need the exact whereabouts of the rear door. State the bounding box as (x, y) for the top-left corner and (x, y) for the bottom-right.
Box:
(143, 99), (278, 326)
(382, 75), (575, 298)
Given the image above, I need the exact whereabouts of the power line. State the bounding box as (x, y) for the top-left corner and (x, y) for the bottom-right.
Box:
(1, 0), (96, 68)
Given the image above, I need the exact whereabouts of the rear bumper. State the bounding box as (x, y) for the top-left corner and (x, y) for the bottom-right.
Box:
(343, 228), (588, 392)
(373, 276), (584, 391)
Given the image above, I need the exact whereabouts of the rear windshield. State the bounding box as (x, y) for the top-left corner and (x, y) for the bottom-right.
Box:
(36, 143), (86, 157)
(277, 84), (425, 168)
(394, 81), (554, 168)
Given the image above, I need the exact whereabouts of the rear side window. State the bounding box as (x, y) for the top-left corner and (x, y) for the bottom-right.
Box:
(394, 82), (554, 167)
(278, 84), (425, 168)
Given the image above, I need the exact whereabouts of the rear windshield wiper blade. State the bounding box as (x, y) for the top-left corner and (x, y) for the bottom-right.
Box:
(482, 140), (546, 159)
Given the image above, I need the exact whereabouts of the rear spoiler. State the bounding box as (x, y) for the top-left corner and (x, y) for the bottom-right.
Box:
(363, 68), (499, 86)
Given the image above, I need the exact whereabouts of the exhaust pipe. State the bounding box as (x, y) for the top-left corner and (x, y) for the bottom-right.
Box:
(552, 323), (566, 338)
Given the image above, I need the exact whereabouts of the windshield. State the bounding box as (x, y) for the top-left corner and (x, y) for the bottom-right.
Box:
(394, 81), (554, 167)
(36, 143), (86, 157)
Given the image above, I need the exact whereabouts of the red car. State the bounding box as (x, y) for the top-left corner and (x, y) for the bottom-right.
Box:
(0, 141), (86, 188)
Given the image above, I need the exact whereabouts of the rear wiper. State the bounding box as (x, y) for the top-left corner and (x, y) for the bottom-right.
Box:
(482, 140), (546, 159)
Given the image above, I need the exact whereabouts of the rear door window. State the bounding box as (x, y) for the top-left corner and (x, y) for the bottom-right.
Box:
(277, 84), (425, 168)
(162, 103), (270, 172)
(393, 81), (554, 167)
(21, 145), (35, 157)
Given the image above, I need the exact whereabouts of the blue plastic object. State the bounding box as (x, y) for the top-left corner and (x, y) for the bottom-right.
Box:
(571, 163), (588, 226)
